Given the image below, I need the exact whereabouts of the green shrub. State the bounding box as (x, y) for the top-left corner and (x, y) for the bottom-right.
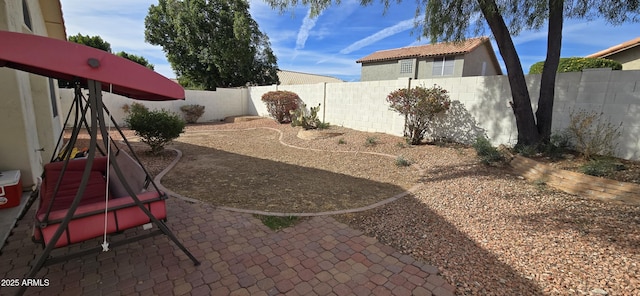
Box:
(579, 158), (621, 177)
(529, 57), (622, 74)
(126, 108), (185, 155)
(291, 103), (322, 130)
(472, 136), (504, 165)
(514, 144), (538, 157)
(364, 136), (378, 147)
(395, 155), (411, 167)
(317, 122), (331, 130)
(180, 104), (205, 123)
(337, 138), (346, 145)
(567, 110), (622, 159)
(261, 91), (300, 123)
(543, 130), (573, 160)
(387, 84), (451, 145)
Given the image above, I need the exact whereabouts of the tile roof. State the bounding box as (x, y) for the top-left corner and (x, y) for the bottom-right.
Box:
(356, 37), (490, 63)
(277, 70), (343, 85)
(586, 37), (640, 58)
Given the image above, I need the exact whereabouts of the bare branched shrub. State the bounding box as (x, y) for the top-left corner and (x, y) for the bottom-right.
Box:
(180, 104), (205, 123)
(567, 110), (622, 159)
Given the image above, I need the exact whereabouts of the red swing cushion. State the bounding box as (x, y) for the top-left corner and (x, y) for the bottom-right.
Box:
(34, 157), (167, 248)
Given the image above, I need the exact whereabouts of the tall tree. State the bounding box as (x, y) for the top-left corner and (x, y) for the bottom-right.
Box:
(266, 0), (639, 147)
(116, 51), (155, 70)
(145, 0), (280, 90)
(67, 34), (156, 70)
(68, 33), (112, 52)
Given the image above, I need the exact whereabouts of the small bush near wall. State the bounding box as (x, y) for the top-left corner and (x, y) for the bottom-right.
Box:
(122, 102), (149, 115)
(261, 91), (299, 123)
(472, 136), (505, 165)
(180, 104), (206, 123)
(387, 84), (451, 145)
(529, 57), (622, 74)
(566, 110), (622, 160)
(125, 107), (185, 155)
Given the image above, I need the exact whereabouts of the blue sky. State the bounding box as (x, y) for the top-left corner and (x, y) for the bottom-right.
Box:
(60, 0), (639, 82)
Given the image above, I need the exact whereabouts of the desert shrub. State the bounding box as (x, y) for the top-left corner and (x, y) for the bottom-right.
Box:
(579, 158), (622, 177)
(529, 57), (622, 74)
(180, 104), (205, 123)
(387, 84), (451, 145)
(364, 136), (378, 147)
(291, 103), (322, 130)
(261, 91), (300, 123)
(317, 122), (331, 129)
(122, 102), (148, 115)
(567, 110), (622, 159)
(395, 155), (411, 167)
(472, 136), (504, 165)
(337, 138), (346, 144)
(542, 130), (574, 160)
(126, 107), (185, 155)
(514, 144), (538, 157)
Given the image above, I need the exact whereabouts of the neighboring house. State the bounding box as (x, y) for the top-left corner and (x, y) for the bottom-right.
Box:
(0, 1), (66, 188)
(277, 70), (343, 85)
(356, 37), (502, 81)
(586, 37), (640, 70)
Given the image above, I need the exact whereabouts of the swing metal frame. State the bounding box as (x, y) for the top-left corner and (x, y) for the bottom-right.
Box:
(17, 80), (200, 296)
(0, 30), (199, 296)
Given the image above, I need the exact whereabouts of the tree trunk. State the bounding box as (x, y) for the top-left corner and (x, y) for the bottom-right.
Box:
(536, 0), (564, 144)
(477, 0), (541, 147)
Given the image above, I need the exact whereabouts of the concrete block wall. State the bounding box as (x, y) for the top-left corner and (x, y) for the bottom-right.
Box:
(59, 87), (246, 126)
(549, 70), (640, 160)
(57, 69), (640, 160)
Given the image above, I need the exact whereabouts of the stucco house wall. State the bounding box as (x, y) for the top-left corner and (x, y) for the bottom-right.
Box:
(462, 43), (502, 76)
(360, 60), (401, 81)
(609, 48), (640, 70)
(587, 37), (640, 71)
(0, 0), (65, 188)
(358, 37), (501, 81)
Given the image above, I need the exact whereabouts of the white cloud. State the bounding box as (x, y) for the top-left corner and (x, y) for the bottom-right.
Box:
(339, 18), (415, 54)
(295, 9), (321, 50)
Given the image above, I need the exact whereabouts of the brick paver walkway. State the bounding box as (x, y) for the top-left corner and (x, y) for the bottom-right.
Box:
(1, 197), (455, 295)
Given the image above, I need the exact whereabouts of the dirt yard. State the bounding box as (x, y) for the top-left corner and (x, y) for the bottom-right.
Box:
(161, 128), (419, 213)
(67, 118), (639, 295)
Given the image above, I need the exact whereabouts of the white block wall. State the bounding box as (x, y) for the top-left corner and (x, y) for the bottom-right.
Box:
(58, 69), (640, 160)
(58, 87), (247, 126)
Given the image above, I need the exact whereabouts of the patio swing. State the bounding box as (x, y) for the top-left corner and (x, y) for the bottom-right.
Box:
(33, 83), (179, 252)
(0, 31), (200, 295)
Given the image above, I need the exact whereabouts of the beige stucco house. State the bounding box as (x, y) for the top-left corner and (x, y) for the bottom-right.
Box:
(277, 70), (343, 85)
(0, 0), (66, 188)
(587, 37), (640, 70)
(356, 37), (502, 81)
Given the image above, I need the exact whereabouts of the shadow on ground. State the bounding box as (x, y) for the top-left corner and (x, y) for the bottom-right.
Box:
(162, 136), (416, 213)
(335, 194), (545, 295)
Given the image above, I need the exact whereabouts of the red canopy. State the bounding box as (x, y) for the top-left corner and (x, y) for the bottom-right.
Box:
(0, 30), (184, 101)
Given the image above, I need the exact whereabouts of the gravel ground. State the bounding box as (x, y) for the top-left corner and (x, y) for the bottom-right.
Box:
(74, 118), (640, 295)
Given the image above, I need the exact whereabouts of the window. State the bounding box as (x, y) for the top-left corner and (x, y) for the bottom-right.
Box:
(48, 78), (58, 117)
(432, 56), (455, 76)
(400, 59), (413, 74)
(23, 0), (32, 31)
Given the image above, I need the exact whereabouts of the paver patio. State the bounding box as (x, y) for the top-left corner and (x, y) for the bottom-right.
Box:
(1, 196), (455, 295)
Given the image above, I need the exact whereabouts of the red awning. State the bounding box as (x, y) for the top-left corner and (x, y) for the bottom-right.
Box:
(0, 30), (184, 101)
